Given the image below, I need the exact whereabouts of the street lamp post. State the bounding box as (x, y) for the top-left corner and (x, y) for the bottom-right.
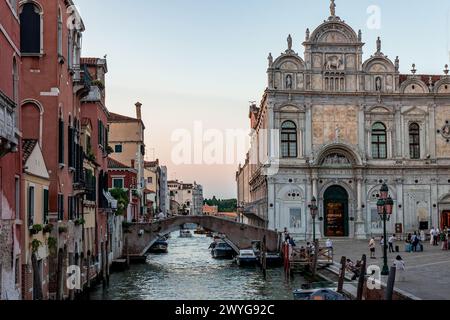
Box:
(377, 183), (394, 276)
(309, 196), (318, 242)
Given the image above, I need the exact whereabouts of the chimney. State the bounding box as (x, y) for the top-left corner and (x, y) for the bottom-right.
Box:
(135, 102), (142, 120)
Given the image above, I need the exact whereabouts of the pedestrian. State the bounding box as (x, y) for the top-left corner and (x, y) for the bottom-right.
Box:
(412, 232), (420, 252)
(393, 255), (406, 282)
(406, 233), (412, 244)
(284, 228), (290, 242)
(369, 237), (376, 259)
(380, 236), (385, 250)
(388, 234), (396, 253)
(326, 238), (333, 259)
(440, 231), (447, 250)
(430, 227), (435, 245)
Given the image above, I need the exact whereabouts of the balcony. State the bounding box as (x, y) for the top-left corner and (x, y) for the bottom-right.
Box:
(0, 91), (18, 157)
(73, 64), (92, 98)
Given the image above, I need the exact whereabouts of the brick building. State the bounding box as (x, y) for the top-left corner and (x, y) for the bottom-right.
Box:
(19, 0), (88, 299)
(0, 0), (22, 300)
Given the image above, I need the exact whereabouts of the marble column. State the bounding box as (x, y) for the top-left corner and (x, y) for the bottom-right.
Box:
(309, 172), (322, 240)
(355, 176), (367, 239)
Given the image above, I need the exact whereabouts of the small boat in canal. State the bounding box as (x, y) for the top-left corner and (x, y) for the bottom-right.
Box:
(179, 229), (193, 238)
(293, 288), (348, 300)
(236, 249), (257, 266)
(194, 226), (208, 235)
(293, 282), (348, 300)
(148, 238), (169, 254)
(211, 241), (235, 259)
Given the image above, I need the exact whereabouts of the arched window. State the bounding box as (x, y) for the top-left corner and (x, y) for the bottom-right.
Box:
(20, 3), (42, 54)
(281, 121), (297, 158)
(409, 123), (420, 159)
(371, 122), (387, 159)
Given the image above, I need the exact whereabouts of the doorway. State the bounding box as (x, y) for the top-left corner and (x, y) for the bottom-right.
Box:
(324, 185), (349, 237)
(441, 211), (450, 230)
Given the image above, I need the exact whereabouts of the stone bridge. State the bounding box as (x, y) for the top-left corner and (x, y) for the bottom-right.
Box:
(124, 215), (281, 258)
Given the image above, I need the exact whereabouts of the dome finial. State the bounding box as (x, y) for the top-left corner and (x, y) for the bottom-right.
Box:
(330, 0), (336, 16)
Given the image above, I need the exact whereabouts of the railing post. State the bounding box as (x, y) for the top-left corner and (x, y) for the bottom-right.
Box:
(385, 266), (397, 300)
(337, 256), (346, 294)
(356, 254), (367, 300)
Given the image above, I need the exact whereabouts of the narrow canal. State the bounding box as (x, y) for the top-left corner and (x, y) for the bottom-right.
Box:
(90, 232), (307, 300)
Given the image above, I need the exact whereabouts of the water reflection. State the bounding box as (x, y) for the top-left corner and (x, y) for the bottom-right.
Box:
(90, 233), (306, 300)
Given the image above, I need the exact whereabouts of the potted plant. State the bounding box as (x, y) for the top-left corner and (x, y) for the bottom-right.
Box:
(74, 218), (86, 226)
(30, 224), (43, 235)
(31, 239), (42, 253)
(47, 237), (57, 255)
(58, 226), (68, 234)
(43, 224), (54, 234)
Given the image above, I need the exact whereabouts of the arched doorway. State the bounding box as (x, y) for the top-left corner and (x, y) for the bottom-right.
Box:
(324, 186), (349, 237)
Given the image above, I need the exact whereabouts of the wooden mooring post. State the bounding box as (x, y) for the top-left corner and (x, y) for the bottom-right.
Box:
(337, 256), (346, 294)
(356, 254), (367, 300)
(385, 266), (397, 300)
(261, 236), (267, 280)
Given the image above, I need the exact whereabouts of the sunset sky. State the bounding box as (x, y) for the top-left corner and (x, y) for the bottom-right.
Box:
(75, 0), (450, 198)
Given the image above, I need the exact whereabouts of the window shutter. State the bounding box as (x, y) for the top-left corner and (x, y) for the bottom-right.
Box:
(43, 189), (49, 224)
(59, 119), (64, 164)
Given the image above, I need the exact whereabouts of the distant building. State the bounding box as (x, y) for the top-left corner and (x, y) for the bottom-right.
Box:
(168, 180), (203, 215)
(203, 204), (219, 216)
(108, 103), (146, 218)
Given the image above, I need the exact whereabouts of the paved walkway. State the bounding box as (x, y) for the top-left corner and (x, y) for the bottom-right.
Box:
(311, 239), (450, 300)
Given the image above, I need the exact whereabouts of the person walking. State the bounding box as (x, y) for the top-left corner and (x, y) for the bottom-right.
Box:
(326, 239), (333, 259)
(430, 227), (435, 245)
(388, 234), (396, 253)
(369, 237), (376, 259)
(393, 255), (406, 282)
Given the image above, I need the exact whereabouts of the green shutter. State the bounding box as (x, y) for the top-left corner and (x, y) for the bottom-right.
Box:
(43, 189), (49, 224)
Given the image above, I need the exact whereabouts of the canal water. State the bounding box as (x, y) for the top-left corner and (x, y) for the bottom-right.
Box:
(90, 232), (307, 300)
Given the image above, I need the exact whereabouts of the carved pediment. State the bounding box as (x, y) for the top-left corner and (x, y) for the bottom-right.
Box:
(402, 106), (427, 116)
(279, 104), (304, 113)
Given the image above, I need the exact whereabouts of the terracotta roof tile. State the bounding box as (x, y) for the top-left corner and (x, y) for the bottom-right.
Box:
(108, 157), (132, 169)
(108, 112), (138, 122)
(22, 139), (38, 163)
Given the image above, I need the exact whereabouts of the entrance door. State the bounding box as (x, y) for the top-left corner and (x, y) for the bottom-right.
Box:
(324, 186), (349, 237)
(441, 211), (450, 230)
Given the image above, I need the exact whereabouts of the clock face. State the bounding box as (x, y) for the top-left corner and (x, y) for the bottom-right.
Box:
(442, 123), (450, 138)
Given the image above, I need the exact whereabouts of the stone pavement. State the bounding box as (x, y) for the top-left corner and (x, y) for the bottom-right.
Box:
(312, 239), (450, 300)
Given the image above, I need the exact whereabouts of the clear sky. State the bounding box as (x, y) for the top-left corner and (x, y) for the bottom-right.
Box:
(75, 0), (450, 199)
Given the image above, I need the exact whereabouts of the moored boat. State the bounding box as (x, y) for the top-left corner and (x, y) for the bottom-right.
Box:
(211, 241), (235, 259)
(148, 239), (169, 254)
(236, 249), (257, 266)
(179, 229), (193, 238)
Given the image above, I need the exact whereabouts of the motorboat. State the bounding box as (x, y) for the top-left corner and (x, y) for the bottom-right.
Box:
(293, 288), (348, 300)
(194, 226), (208, 235)
(293, 282), (348, 300)
(148, 238), (169, 254)
(264, 252), (282, 267)
(236, 249), (257, 266)
(179, 229), (193, 238)
(211, 241), (235, 259)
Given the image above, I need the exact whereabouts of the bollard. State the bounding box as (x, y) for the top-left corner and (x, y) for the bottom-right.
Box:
(356, 254), (367, 300)
(385, 266), (397, 300)
(337, 256), (346, 294)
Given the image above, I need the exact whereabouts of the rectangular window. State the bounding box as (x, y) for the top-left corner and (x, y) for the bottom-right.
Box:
(68, 125), (74, 168)
(57, 194), (64, 221)
(58, 119), (64, 164)
(147, 177), (152, 184)
(28, 186), (35, 227)
(43, 189), (49, 225)
(115, 145), (123, 153)
(68, 196), (76, 221)
(112, 178), (124, 189)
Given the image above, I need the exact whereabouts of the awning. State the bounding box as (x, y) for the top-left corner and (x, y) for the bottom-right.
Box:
(103, 190), (118, 209)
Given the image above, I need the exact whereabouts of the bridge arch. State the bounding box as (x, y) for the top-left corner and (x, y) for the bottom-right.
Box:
(125, 216), (281, 258)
